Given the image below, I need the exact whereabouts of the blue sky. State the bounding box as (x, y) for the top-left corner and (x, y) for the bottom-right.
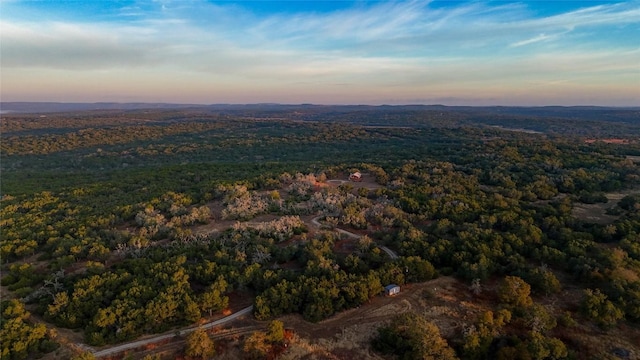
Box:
(1, 0), (638, 105)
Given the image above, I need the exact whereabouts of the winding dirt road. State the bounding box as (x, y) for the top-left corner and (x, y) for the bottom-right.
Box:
(378, 245), (399, 259)
(311, 216), (399, 259)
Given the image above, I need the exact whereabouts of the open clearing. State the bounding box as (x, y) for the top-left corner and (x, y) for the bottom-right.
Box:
(572, 188), (639, 224)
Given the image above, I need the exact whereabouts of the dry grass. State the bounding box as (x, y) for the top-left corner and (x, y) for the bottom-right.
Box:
(276, 276), (640, 360)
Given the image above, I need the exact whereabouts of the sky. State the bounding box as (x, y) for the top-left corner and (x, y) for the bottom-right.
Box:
(1, 0), (639, 106)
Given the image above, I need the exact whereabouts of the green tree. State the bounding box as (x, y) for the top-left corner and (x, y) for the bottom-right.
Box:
(618, 194), (640, 211)
(267, 320), (285, 343)
(401, 256), (437, 282)
(462, 310), (511, 359)
(581, 288), (624, 328)
(1, 299), (50, 360)
(498, 276), (533, 311)
(373, 312), (458, 360)
(200, 276), (229, 317)
(185, 327), (215, 359)
(526, 331), (568, 360)
(184, 297), (202, 323)
(528, 267), (561, 295)
(70, 352), (96, 360)
(243, 331), (270, 360)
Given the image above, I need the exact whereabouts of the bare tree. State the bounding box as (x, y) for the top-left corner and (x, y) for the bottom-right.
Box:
(470, 278), (482, 296)
(252, 246), (272, 264)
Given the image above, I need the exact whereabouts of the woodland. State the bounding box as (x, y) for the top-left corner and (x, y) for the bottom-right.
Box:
(1, 105), (639, 359)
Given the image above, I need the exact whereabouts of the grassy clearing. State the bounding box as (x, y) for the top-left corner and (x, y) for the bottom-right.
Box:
(572, 188), (640, 225)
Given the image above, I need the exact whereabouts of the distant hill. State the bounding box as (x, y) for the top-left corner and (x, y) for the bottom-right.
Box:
(1, 102), (639, 123)
(0, 102), (206, 113)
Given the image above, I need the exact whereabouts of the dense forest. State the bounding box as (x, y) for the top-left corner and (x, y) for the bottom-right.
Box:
(1, 106), (639, 359)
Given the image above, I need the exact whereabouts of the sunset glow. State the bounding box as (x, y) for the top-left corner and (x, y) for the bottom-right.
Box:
(1, 0), (639, 106)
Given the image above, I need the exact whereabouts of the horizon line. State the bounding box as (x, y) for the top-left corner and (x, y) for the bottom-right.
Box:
(2, 101), (639, 109)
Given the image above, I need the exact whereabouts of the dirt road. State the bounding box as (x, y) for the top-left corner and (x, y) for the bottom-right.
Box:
(378, 245), (398, 259)
(93, 306), (253, 358)
(311, 216), (399, 259)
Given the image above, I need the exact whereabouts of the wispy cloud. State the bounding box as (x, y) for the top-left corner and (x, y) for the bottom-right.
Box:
(511, 33), (556, 47)
(1, 0), (638, 105)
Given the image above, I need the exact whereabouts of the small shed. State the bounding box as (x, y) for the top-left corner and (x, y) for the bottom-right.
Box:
(349, 172), (362, 182)
(384, 284), (400, 296)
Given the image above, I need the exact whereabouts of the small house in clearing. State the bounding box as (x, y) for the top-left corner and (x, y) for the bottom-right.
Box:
(349, 172), (362, 182)
(384, 284), (400, 296)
